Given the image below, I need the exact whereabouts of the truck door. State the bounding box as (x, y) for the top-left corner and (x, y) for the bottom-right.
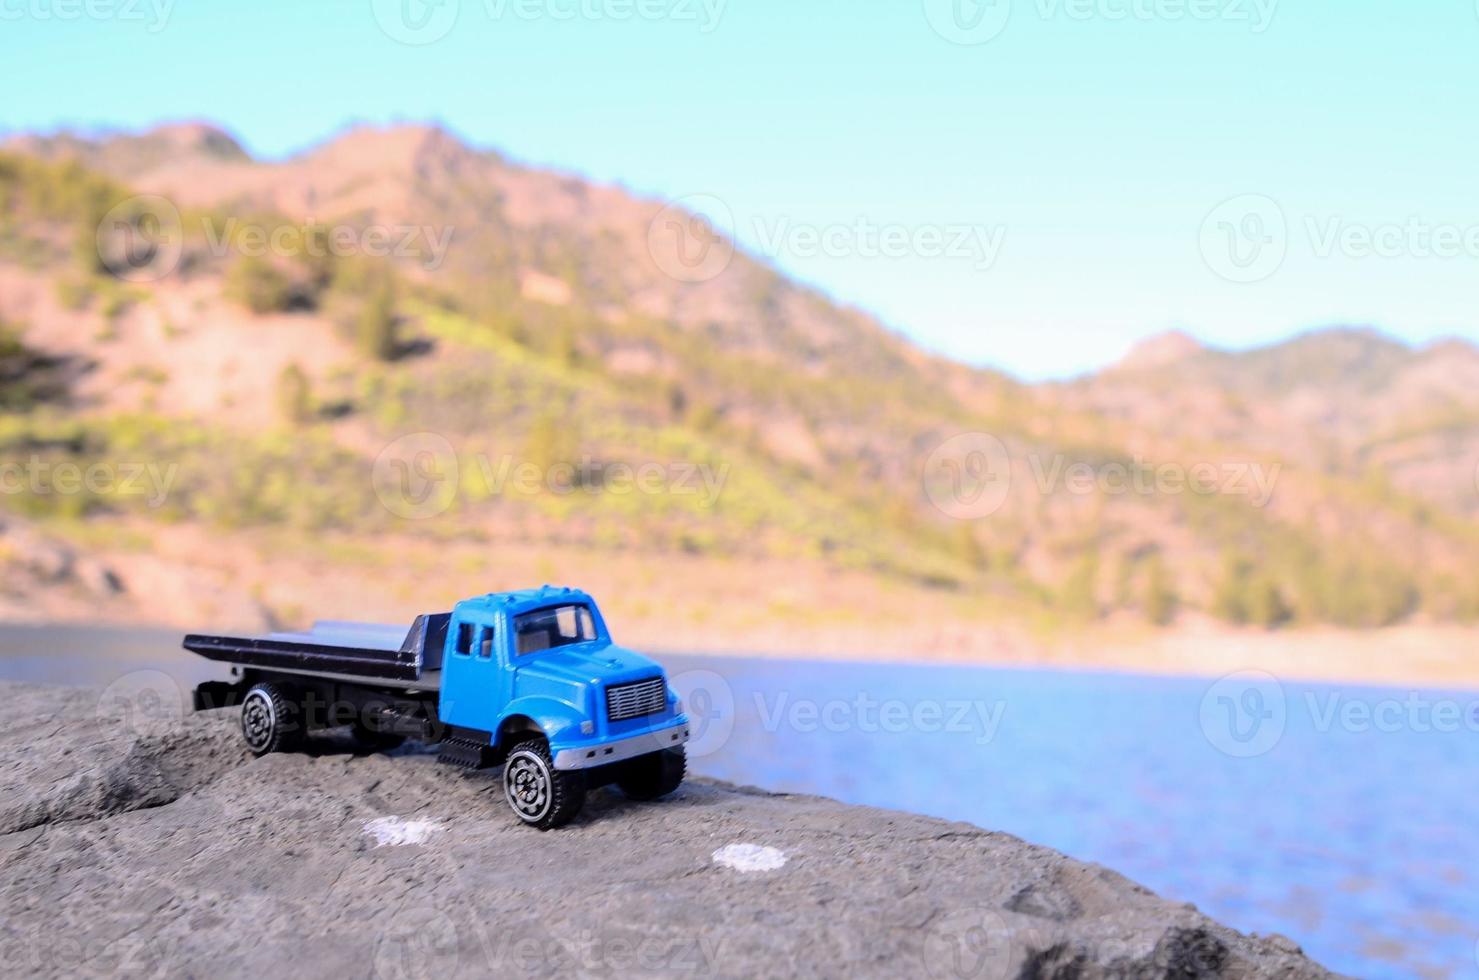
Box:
(440, 613), (509, 735)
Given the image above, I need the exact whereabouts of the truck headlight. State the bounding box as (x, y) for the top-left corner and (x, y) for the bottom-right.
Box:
(580, 720), (594, 735)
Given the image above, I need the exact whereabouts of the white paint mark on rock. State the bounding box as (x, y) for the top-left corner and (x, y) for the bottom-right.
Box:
(712, 843), (787, 872)
(363, 816), (443, 847)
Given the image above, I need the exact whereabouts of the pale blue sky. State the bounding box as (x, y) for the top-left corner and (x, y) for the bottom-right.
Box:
(3, 0), (1477, 378)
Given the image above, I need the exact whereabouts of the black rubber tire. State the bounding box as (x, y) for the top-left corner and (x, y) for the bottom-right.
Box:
(617, 746), (686, 801)
(350, 721), (406, 752)
(240, 682), (304, 756)
(502, 737), (584, 830)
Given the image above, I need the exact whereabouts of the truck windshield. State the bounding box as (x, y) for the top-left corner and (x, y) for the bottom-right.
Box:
(514, 604), (597, 654)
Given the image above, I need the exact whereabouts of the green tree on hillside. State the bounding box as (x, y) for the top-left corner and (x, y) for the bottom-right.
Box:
(1213, 555), (1292, 628)
(357, 279), (399, 361)
(524, 409), (581, 475)
(1058, 552), (1101, 622)
(0, 319), (65, 410)
(1143, 553), (1178, 626)
(276, 364), (313, 425)
(227, 255), (295, 314)
(952, 522), (986, 571)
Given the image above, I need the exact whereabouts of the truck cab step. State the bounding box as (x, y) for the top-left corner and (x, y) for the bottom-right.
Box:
(437, 736), (497, 770)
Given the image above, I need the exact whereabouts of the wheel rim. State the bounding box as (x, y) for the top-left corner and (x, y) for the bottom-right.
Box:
(504, 751), (552, 822)
(242, 691), (275, 752)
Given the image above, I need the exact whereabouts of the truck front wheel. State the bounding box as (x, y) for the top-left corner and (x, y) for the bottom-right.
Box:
(617, 746), (686, 801)
(502, 737), (584, 830)
(240, 682), (303, 756)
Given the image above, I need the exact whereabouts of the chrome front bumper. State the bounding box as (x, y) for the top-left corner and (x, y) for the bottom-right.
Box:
(552, 720), (690, 771)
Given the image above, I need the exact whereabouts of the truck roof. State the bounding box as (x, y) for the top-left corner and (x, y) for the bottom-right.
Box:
(182, 587), (603, 691)
(456, 585), (597, 617)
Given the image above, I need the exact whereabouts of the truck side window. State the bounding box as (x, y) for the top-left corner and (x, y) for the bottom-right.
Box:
(477, 626), (494, 659)
(455, 622), (474, 656)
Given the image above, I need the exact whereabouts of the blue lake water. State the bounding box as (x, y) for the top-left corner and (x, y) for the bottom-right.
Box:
(1, 626), (1474, 978)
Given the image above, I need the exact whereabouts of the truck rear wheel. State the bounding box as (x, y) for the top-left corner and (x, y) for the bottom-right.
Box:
(502, 737), (584, 830)
(240, 682), (303, 756)
(617, 746), (686, 801)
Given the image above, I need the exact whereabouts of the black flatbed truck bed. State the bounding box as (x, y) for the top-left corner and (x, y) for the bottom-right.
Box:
(182, 613), (450, 691)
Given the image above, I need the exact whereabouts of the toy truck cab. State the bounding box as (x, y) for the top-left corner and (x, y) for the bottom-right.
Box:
(438, 588), (690, 827)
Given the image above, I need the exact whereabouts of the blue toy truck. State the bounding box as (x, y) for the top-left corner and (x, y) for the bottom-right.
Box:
(184, 587), (689, 829)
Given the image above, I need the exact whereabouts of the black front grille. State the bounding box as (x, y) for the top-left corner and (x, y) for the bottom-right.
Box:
(605, 677), (667, 722)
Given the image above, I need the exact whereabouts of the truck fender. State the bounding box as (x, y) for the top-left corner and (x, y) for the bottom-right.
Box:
(496, 696), (588, 749)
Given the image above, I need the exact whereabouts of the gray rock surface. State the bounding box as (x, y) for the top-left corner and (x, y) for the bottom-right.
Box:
(0, 681), (1337, 979)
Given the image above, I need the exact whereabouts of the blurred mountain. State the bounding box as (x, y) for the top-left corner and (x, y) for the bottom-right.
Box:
(1070, 327), (1479, 516)
(5, 122), (250, 178)
(0, 123), (1476, 631)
